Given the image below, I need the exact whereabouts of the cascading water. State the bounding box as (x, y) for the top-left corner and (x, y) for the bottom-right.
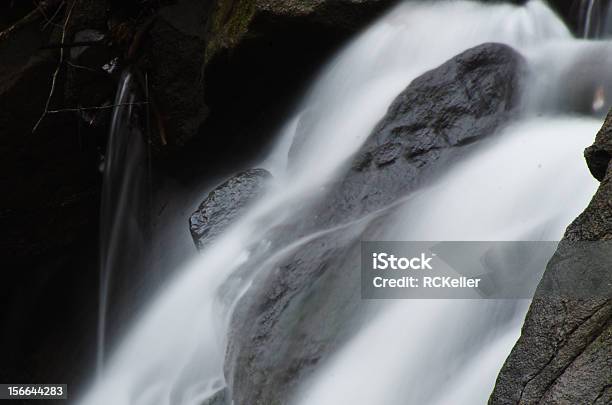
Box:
(580, 0), (612, 37)
(583, 0), (598, 37)
(292, 118), (600, 405)
(98, 70), (151, 379)
(81, 1), (609, 404)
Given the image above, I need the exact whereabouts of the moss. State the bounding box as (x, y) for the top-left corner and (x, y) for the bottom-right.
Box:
(205, 0), (257, 64)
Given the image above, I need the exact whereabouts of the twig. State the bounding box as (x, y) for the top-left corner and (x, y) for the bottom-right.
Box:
(40, 39), (105, 49)
(0, 0), (62, 42)
(32, 0), (78, 133)
(0, 8), (42, 42)
(67, 60), (100, 73)
(46, 102), (150, 114)
(40, 0), (65, 30)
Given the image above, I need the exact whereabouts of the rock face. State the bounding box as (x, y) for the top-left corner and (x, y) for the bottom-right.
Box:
(226, 43), (525, 405)
(190, 168), (271, 250)
(489, 112), (612, 405)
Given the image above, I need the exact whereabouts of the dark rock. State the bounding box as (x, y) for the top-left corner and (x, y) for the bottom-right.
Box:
(104, 0), (400, 159)
(66, 0), (110, 34)
(489, 111), (612, 404)
(319, 42), (524, 224)
(171, 0), (399, 175)
(189, 168), (271, 250)
(144, 0), (212, 149)
(226, 43), (525, 405)
(205, 0), (398, 62)
(585, 112), (612, 181)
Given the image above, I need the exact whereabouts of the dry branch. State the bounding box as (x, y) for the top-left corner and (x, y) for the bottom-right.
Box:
(46, 102), (150, 114)
(32, 0), (78, 133)
(40, 40), (104, 49)
(0, 0), (64, 43)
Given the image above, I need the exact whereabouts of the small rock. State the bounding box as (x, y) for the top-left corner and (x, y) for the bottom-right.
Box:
(189, 169), (272, 251)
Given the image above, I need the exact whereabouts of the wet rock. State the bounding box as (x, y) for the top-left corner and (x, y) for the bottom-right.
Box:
(489, 111), (612, 404)
(585, 112), (612, 181)
(226, 43), (525, 405)
(322, 42), (524, 223)
(189, 168), (271, 251)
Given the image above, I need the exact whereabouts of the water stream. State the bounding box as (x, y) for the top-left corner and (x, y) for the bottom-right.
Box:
(82, 1), (608, 404)
(293, 118), (599, 405)
(98, 70), (151, 380)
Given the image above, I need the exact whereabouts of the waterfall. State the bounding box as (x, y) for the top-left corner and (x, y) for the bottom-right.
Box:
(580, 0), (612, 38)
(583, 0), (597, 37)
(98, 70), (151, 379)
(81, 1), (608, 404)
(292, 118), (599, 405)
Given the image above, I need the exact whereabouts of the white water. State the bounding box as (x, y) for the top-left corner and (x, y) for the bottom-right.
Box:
(580, 0), (612, 38)
(584, 0), (597, 37)
(81, 1), (606, 404)
(98, 71), (150, 379)
(294, 118), (600, 405)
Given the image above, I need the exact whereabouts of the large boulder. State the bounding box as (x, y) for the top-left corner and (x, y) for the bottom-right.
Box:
(226, 43), (525, 405)
(489, 111), (612, 404)
(321, 42), (524, 223)
(190, 168), (271, 250)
